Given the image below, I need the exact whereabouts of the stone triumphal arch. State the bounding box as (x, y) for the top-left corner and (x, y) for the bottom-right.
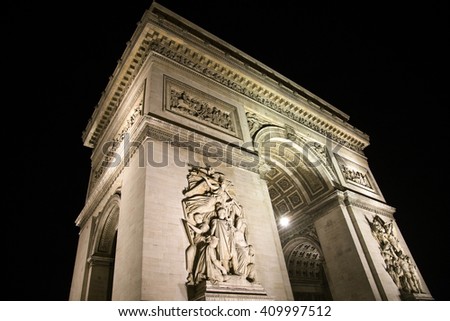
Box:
(69, 3), (433, 301)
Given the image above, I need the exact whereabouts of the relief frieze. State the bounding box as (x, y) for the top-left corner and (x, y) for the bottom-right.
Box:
(335, 154), (375, 191)
(164, 76), (242, 139)
(341, 164), (372, 189)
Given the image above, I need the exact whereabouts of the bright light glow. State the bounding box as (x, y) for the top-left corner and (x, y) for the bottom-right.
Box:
(279, 217), (290, 227)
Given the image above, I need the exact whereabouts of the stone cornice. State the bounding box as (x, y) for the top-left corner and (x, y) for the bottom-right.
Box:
(81, 16), (154, 148)
(343, 190), (396, 218)
(82, 3), (370, 153)
(145, 115), (260, 171)
(149, 4), (350, 120)
(77, 115), (261, 227)
(76, 115), (150, 228)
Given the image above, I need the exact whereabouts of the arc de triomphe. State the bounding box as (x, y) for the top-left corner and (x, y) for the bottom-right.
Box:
(69, 3), (432, 301)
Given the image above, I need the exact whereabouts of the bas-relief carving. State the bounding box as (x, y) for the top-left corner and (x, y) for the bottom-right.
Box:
(246, 112), (270, 138)
(164, 76), (241, 138)
(335, 154), (374, 191)
(169, 89), (234, 132)
(182, 165), (257, 286)
(368, 215), (424, 295)
(341, 164), (372, 189)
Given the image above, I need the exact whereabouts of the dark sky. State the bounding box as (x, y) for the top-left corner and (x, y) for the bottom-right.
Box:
(3, 0), (449, 301)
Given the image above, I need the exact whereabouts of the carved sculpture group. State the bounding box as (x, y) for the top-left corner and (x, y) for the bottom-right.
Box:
(182, 165), (256, 285)
(369, 215), (423, 294)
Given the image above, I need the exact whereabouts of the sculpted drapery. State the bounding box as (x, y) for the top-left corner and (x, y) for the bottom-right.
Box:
(182, 165), (257, 285)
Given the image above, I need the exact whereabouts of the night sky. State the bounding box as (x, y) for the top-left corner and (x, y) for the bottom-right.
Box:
(3, 0), (448, 301)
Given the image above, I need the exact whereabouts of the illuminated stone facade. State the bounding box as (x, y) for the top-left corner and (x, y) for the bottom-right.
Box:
(69, 3), (432, 301)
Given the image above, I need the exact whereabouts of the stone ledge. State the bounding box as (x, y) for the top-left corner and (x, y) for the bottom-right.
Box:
(401, 291), (434, 301)
(187, 275), (273, 301)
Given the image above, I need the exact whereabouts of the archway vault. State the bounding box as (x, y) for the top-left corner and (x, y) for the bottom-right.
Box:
(254, 125), (336, 300)
(282, 237), (332, 300)
(253, 125), (337, 236)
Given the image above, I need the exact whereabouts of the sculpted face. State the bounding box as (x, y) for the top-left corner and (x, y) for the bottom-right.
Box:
(217, 208), (226, 219)
(194, 213), (203, 224)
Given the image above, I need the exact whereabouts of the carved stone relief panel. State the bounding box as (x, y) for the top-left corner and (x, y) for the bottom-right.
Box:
(335, 154), (375, 191)
(368, 215), (424, 295)
(245, 111), (272, 138)
(181, 165), (257, 286)
(163, 76), (242, 139)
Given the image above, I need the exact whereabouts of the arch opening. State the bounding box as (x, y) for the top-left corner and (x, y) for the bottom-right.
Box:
(85, 194), (120, 301)
(255, 126), (335, 300)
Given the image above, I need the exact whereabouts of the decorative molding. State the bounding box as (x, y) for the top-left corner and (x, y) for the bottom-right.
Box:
(149, 38), (367, 153)
(94, 195), (120, 255)
(286, 239), (324, 282)
(284, 225), (321, 247)
(76, 115), (260, 228)
(82, 33), (152, 148)
(145, 116), (259, 172)
(252, 126), (335, 199)
(344, 191), (395, 218)
(299, 190), (347, 222)
(83, 9), (369, 153)
(91, 102), (143, 187)
(76, 117), (150, 228)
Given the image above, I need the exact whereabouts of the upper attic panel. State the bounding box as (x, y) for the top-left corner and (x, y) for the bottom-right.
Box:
(82, 2), (370, 153)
